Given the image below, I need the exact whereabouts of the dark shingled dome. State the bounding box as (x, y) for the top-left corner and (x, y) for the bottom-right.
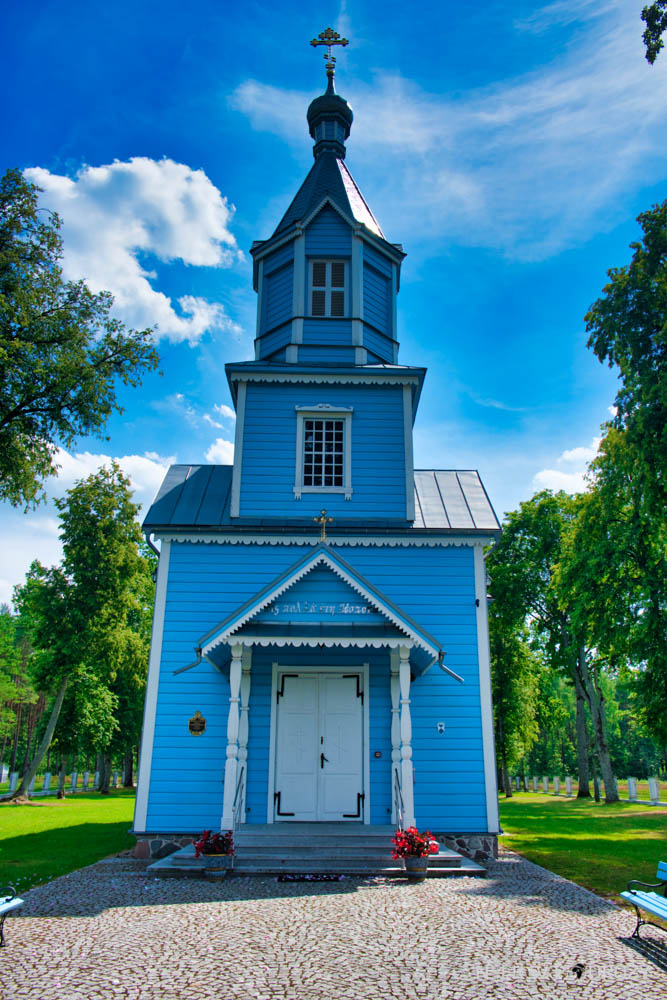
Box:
(306, 91), (354, 140)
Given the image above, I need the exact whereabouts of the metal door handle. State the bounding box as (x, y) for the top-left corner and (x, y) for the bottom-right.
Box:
(320, 753), (329, 768)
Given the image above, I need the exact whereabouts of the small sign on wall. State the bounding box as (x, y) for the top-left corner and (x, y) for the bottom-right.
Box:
(436, 722), (446, 734)
(188, 710), (207, 736)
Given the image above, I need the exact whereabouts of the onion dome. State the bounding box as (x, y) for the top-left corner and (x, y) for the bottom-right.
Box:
(307, 75), (354, 160)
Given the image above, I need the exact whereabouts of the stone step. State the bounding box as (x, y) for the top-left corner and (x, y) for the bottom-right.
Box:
(149, 852), (486, 879)
(235, 834), (395, 849)
(235, 843), (397, 856)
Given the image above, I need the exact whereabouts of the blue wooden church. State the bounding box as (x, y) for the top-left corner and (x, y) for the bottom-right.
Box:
(133, 36), (501, 868)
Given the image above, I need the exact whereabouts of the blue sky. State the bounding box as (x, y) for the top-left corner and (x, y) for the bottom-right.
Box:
(1, 0), (665, 602)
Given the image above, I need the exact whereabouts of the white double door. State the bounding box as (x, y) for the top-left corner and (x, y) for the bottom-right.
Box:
(274, 671), (364, 821)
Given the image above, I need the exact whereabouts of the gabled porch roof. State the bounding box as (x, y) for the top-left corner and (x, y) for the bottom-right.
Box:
(182, 544), (462, 682)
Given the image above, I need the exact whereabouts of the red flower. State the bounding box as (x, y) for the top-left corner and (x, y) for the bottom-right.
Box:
(391, 827), (439, 859)
(193, 829), (234, 858)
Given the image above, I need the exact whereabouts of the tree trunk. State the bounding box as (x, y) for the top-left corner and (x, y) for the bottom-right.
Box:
(123, 747), (134, 787)
(573, 670), (591, 798)
(99, 753), (112, 795)
(9, 698), (22, 772)
(575, 647), (618, 802)
(2, 679), (68, 801)
(56, 757), (66, 799)
(496, 713), (512, 797)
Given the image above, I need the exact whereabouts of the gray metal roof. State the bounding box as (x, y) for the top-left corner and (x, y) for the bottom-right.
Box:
(270, 151), (385, 240)
(143, 465), (499, 535)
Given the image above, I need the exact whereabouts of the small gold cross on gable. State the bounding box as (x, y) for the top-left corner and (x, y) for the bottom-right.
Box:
(310, 26), (349, 77)
(314, 509), (334, 542)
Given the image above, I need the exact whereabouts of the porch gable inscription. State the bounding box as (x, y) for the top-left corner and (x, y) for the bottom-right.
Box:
(268, 599), (373, 617)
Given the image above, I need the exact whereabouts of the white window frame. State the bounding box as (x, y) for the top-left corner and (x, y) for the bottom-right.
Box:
(308, 259), (347, 318)
(294, 404), (353, 499)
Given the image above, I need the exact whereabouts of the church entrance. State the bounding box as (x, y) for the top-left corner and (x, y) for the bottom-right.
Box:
(273, 671), (364, 821)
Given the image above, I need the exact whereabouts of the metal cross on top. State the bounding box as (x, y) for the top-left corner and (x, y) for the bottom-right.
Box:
(310, 27), (349, 81)
(314, 509), (334, 541)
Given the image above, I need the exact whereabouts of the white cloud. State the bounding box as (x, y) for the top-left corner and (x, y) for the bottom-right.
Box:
(25, 158), (243, 344)
(0, 448), (173, 606)
(203, 414), (223, 429)
(532, 436), (600, 494)
(231, 2), (667, 259)
(213, 404), (236, 421)
(205, 438), (235, 464)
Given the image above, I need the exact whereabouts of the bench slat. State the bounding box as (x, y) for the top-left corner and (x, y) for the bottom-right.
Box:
(657, 861), (667, 881)
(0, 898), (23, 914)
(621, 891), (667, 921)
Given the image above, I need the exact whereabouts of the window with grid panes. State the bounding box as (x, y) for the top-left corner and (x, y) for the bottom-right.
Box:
(310, 260), (346, 317)
(303, 418), (344, 487)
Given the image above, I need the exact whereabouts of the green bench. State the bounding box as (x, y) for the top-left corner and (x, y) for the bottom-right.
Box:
(0, 886), (24, 947)
(620, 861), (667, 939)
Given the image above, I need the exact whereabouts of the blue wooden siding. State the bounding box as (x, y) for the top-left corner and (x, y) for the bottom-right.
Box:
(363, 262), (391, 335)
(239, 382), (407, 519)
(145, 541), (486, 834)
(305, 206), (351, 256)
(297, 345), (356, 364)
(262, 262), (293, 332)
(301, 318), (353, 345)
(364, 244), (392, 277)
(363, 325), (395, 362)
(257, 323), (292, 359)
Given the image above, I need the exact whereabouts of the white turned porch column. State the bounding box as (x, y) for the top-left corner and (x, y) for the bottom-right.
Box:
(390, 649), (401, 823)
(399, 644), (415, 828)
(221, 643), (243, 829)
(236, 647), (252, 822)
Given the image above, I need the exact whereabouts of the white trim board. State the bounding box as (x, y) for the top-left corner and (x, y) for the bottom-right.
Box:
(474, 545), (500, 833)
(157, 533), (494, 549)
(134, 540), (171, 833)
(267, 662), (371, 824)
(230, 381), (247, 518)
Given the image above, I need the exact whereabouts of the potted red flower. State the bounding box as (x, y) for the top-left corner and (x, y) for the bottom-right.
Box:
(193, 830), (234, 875)
(391, 827), (439, 882)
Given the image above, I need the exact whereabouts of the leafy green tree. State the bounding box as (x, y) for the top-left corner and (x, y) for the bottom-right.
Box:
(0, 168), (159, 507)
(490, 615), (539, 797)
(487, 491), (618, 801)
(585, 199), (667, 517)
(642, 2), (667, 63)
(0, 606), (36, 753)
(5, 463), (152, 800)
(555, 430), (667, 744)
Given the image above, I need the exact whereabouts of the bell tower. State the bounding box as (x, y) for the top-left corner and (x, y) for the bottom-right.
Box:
(250, 29), (405, 368)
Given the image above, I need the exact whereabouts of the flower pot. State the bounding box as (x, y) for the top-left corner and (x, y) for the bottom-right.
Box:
(404, 856), (429, 882)
(201, 854), (232, 878)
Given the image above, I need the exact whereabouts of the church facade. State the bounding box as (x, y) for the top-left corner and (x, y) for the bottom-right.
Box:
(133, 51), (501, 861)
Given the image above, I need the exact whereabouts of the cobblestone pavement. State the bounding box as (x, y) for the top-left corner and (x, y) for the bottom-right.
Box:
(1, 850), (665, 1000)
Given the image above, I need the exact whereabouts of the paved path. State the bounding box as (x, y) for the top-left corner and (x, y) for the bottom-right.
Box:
(1, 850), (665, 999)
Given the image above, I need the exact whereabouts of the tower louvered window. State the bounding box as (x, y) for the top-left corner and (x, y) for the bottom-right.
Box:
(310, 260), (346, 317)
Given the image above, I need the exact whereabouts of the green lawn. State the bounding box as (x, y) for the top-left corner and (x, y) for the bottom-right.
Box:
(0, 789), (136, 893)
(499, 792), (667, 901)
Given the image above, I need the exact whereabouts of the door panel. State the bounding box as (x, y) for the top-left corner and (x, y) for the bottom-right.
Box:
(320, 675), (363, 819)
(275, 674), (318, 819)
(274, 672), (364, 821)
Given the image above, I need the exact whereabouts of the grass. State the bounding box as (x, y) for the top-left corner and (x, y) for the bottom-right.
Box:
(0, 788), (136, 893)
(498, 792), (667, 901)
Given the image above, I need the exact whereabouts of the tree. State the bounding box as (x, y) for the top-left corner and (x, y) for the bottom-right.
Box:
(487, 491), (619, 802)
(5, 463), (152, 800)
(585, 200), (667, 517)
(555, 430), (667, 744)
(0, 169), (159, 507)
(642, 2), (667, 63)
(489, 615), (539, 797)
